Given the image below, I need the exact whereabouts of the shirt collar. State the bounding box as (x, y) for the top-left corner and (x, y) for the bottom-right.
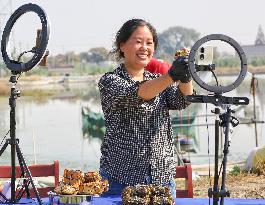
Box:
(117, 64), (131, 80)
(116, 63), (154, 81)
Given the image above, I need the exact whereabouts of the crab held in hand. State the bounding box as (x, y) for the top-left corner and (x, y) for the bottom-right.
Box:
(174, 48), (190, 59)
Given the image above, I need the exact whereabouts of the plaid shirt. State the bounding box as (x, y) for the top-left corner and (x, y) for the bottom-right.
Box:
(98, 64), (190, 185)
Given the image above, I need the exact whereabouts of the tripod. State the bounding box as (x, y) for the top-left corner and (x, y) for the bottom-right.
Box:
(0, 72), (42, 205)
(186, 94), (249, 205)
(208, 106), (240, 205)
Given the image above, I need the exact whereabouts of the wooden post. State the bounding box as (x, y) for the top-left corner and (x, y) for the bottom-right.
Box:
(251, 73), (259, 147)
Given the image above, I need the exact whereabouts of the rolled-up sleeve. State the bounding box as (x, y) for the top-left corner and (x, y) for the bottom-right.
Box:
(165, 83), (191, 110)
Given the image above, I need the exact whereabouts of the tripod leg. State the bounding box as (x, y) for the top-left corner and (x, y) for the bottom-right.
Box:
(0, 139), (17, 203)
(0, 140), (9, 156)
(220, 122), (231, 205)
(15, 141), (43, 205)
(0, 190), (8, 202)
(213, 118), (220, 205)
(16, 147), (31, 199)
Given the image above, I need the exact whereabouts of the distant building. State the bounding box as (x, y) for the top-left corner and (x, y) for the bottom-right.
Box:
(241, 25), (265, 58)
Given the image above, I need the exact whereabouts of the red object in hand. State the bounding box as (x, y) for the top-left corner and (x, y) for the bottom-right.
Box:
(145, 58), (171, 74)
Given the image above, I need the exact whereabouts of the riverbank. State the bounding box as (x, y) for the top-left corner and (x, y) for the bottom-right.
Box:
(0, 75), (100, 86)
(0, 75), (101, 97)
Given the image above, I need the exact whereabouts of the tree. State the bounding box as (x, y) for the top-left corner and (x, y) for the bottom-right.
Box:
(87, 47), (109, 63)
(156, 26), (200, 61)
(80, 51), (89, 63)
(64, 51), (79, 65)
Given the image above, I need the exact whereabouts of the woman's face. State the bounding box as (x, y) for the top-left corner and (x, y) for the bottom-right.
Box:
(120, 25), (155, 70)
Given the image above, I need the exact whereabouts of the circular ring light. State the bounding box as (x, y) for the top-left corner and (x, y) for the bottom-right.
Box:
(1, 3), (50, 72)
(188, 34), (247, 94)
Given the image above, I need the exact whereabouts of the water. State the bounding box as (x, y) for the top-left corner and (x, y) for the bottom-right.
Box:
(0, 75), (265, 174)
(0, 81), (102, 173)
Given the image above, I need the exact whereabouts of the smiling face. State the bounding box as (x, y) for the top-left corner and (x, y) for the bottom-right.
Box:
(120, 25), (155, 71)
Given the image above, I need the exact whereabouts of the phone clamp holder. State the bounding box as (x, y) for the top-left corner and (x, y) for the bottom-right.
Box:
(195, 64), (215, 72)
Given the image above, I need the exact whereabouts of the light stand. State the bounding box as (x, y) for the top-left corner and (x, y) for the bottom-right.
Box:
(187, 34), (249, 205)
(186, 95), (249, 205)
(0, 72), (42, 204)
(0, 3), (50, 204)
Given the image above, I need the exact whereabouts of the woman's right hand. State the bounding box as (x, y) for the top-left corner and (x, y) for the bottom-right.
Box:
(168, 55), (191, 83)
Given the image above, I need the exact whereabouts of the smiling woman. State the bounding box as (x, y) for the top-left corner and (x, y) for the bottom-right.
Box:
(97, 18), (194, 198)
(120, 25), (155, 79)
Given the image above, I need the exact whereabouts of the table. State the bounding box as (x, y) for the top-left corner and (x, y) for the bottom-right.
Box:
(1, 197), (265, 205)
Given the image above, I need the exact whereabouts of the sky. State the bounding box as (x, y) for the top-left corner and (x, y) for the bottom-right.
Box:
(1, 0), (265, 55)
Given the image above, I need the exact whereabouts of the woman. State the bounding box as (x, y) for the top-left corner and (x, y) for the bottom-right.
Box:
(98, 18), (194, 197)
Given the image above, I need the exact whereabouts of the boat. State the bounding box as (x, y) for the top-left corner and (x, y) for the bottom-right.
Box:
(171, 112), (196, 124)
(81, 104), (199, 153)
(81, 106), (105, 139)
(171, 105), (200, 153)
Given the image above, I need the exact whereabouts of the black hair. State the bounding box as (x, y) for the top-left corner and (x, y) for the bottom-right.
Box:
(110, 19), (158, 61)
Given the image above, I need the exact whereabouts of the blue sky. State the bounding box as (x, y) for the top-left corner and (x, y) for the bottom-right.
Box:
(1, 0), (264, 55)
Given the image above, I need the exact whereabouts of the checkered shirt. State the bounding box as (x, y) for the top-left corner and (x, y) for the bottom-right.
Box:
(98, 64), (191, 185)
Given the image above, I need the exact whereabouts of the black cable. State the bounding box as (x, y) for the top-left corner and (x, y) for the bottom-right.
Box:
(194, 69), (218, 86)
(17, 49), (36, 62)
(211, 70), (219, 86)
(13, 49), (32, 86)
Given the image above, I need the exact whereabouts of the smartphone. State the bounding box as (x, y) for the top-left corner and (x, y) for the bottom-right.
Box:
(195, 45), (214, 83)
(196, 45), (214, 65)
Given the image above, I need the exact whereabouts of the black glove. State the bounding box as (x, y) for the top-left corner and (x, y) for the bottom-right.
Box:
(168, 56), (191, 83)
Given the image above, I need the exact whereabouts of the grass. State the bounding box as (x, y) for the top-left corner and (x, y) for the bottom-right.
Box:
(250, 160), (265, 176)
(22, 89), (58, 97)
(193, 172), (265, 198)
(192, 162), (265, 198)
(0, 85), (59, 99)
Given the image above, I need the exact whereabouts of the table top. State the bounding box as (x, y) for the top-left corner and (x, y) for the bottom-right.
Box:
(1, 197), (265, 205)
